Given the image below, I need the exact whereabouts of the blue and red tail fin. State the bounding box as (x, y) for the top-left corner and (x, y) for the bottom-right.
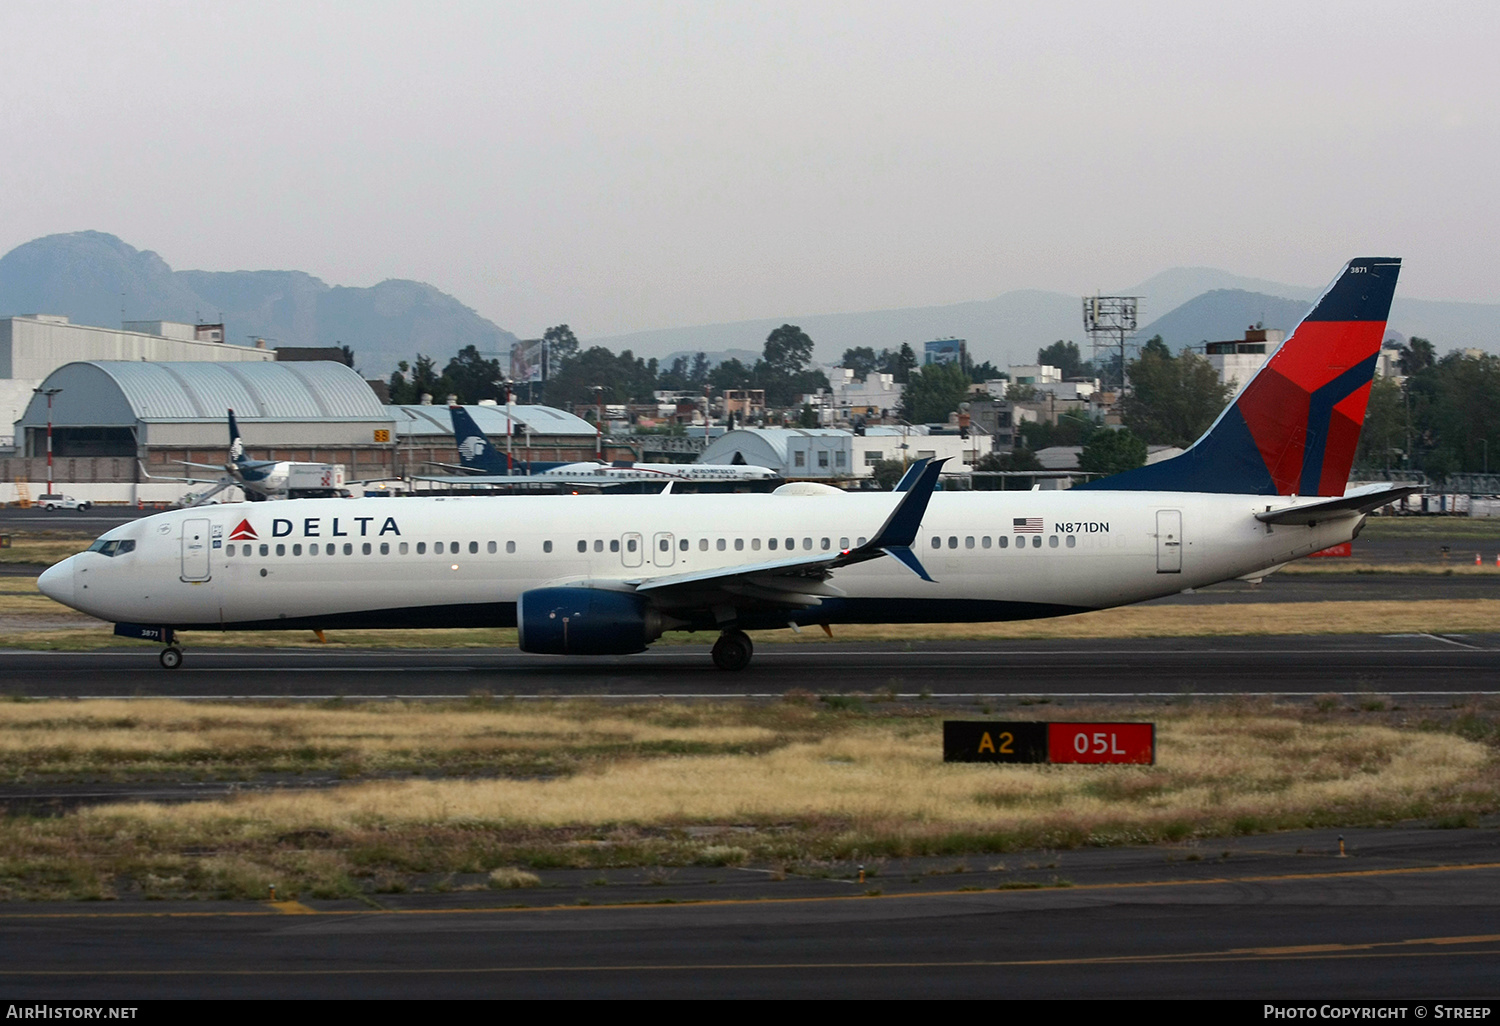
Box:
(1079, 257), (1401, 496)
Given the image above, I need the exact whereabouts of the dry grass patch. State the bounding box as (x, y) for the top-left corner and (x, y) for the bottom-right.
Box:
(0, 698), (790, 777)
(0, 700), (1494, 899)
(106, 712), (1484, 840)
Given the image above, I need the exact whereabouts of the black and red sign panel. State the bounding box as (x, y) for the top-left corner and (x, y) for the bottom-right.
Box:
(944, 721), (1156, 765)
(943, 721), (1048, 763)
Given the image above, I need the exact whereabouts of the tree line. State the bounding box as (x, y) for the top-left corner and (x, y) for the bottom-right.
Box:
(386, 324), (833, 413)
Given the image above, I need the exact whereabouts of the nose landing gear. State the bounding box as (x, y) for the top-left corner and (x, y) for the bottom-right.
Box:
(159, 646), (183, 669)
(711, 629), (754, 671)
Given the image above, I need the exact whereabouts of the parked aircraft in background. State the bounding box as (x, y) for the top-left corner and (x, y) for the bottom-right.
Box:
(415, 406), (778, 489)
(142, 410), (362, 504)
(41, 259), (1415, 672)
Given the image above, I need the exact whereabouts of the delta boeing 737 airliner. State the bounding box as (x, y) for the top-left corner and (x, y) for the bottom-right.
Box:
(39, 258), (1413, 671)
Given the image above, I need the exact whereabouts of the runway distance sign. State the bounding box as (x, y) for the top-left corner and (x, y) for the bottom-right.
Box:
(944, 722), (1155, 765)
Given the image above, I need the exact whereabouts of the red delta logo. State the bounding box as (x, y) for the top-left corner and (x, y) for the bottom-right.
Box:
(229, 519), (258, 541)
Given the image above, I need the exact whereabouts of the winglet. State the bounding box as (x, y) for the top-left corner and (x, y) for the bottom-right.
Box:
(840, 457), (946, 580)
(882, 545), (934, 582)
(892, 460), (925, 492)
(867, 458), (945, 549)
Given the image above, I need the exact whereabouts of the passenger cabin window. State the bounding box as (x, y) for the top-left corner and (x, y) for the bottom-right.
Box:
(417, 542), (427, 555)
(434, 542), (444, 554)
(401, 542), (410, 555)
(487, 541), (496, 554)
(469, 541), (478, 554)
(679, 538), (689, 551)
(380, 542), (390, 555)
(999, 536), (1008, 549)
(293, 544), (303, 556)
(594, 540), (604, 553)
(717, 539), (726, 551)
(362, 543), (372, 555)
(611, 540), (620, 553)
(543, 541), (553, 553)
(343, 543), (353, 555)
(750, 539), (759, 550)
(577, 540), (587, 553)
(507, 541), (516, 554)
(225, 544), (236, 556)
(768, 538), (777, 551)
(259, 544), (269, 556)
(699, 538), (709, 551)
(981, 537), (991, 548)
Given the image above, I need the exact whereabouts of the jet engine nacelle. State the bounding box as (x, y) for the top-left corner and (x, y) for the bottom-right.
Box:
(516, 587), (666, 655)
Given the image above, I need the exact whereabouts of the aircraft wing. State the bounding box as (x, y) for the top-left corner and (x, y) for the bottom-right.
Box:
(1255, 483), (1423, 526)
(137, 462), (224, 486)
(623, 459), (946, 612)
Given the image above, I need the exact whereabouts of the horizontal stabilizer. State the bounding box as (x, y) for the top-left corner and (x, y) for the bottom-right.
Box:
(1255, 484), (1423, 526)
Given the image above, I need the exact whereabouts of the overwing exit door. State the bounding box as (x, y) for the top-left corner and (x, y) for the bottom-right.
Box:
(1156, 510), (1182, 573)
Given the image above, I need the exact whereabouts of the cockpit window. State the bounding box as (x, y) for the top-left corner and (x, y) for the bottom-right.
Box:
(85, 539), (135, 557)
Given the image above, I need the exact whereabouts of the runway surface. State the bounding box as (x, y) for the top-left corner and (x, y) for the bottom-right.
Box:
(6, 634), (1500, 699)
(0, 825), (1496, 998)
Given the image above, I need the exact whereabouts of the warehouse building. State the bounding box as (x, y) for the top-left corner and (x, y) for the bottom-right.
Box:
(0, 361), (625, 503)
(697, 427), (988, 483)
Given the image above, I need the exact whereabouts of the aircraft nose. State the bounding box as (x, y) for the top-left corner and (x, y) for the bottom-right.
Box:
(37, 558), (75, 608)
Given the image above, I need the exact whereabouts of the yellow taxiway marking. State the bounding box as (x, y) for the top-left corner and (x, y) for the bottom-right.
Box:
(0, 860), (1496, 921)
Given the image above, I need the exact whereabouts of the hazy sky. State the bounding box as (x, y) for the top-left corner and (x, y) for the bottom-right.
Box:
(1, 0), (1495, 338)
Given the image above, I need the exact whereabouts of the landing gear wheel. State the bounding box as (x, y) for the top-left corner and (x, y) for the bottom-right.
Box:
(159, 647), (183, 670)
(711, 630), (753, 671)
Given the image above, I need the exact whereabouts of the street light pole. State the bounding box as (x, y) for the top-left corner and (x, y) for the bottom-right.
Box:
(32, 387), (62, 497)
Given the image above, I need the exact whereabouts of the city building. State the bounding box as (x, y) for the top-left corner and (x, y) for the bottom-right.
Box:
(1204, 327), (1282, 390)
(698, 427), (989, 482)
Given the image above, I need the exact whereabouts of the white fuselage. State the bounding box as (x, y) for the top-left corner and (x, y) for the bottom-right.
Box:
(39, 489), (1355, 633)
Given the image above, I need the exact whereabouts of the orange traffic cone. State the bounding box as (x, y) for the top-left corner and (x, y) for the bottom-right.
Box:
(1477, 553), (1483, 565)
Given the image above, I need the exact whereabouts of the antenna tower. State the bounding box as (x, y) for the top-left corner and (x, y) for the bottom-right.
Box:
(1082, 295), (1140, 397)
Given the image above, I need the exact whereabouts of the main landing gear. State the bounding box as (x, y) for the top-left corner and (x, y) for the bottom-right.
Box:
(711, 630), (754, 672)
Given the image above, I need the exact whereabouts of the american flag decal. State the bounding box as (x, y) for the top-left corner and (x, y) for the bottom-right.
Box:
(1013, 518), (1043, 533)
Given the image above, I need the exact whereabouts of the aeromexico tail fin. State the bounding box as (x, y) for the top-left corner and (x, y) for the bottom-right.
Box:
(1080, 257), (1401, 496)
(448, 405), (508, 473)
(227, 409), (245, 464)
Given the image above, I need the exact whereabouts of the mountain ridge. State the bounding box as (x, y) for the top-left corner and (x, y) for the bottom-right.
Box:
(0, 232), (518, 376)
